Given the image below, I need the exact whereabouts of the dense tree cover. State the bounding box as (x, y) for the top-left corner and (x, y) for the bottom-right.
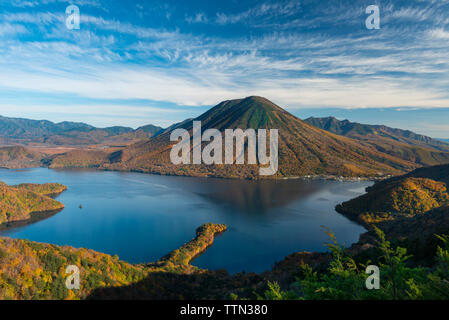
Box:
(337, 177), (449, 225)
(0, 182), (66, 225)
(257, 164), (449, 300)
(0, 223), (229, 300)
(254, 228), (449, 300)
(1, 217), (449, 300)
(157, 223), (227, 267)
(13, 183), (67, 197)
(0, 237), (146, 300)
(2, 164), (449, 300)
(337, 164), (449, 226)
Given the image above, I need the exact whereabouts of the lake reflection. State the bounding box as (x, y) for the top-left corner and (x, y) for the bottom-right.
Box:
(0, 168), (370, 273)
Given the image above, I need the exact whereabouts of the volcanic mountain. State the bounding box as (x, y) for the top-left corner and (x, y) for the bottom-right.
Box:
(305, 117), (449, 166)
(98, 96), (417, 179)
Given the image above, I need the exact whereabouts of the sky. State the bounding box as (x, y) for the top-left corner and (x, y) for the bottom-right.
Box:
(0, 0), (449, 138)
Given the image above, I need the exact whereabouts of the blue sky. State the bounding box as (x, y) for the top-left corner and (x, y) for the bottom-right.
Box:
(0, 0), (449, 138)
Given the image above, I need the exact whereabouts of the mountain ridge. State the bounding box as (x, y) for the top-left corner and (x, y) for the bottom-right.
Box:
(0, 115), (163, 146)
(305, 116), (449, 166)
(305, 116), (449, 151)
(5, 97), (449, 179)
(99, 96), (419, 179)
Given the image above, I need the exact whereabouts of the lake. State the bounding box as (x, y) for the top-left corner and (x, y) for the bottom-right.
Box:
(0, 168), (370, 274)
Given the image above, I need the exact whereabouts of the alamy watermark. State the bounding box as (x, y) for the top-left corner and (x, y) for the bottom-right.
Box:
(365, 5), (380, 30)
(365, 265), (380, 290)
(170, 121), (279, 176)
(66, 5), (80, 30)
(65, 265), (80, 290)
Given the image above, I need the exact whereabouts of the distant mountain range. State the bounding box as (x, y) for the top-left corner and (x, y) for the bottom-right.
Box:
(0, 115), (163, 146)
(51, 96), (423, 178)
(304, 116), (449, 166)
(3, 97), (449, 178)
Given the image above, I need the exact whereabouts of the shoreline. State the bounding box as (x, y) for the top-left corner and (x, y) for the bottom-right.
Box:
(0, 208), (65, 232)
(1, 164), (389, 183)
(0, 167), (374, 280)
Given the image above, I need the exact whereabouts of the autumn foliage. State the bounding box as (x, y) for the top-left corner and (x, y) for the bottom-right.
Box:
(0, 182), (66, 225)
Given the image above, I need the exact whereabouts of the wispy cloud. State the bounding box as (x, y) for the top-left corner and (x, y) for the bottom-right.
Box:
(0, 23), (27, 36)
(215, 1), (302, 25)
(0, 0), (449, 133)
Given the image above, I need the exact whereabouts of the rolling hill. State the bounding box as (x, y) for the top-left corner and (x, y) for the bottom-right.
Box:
(99, 96), (418, 179)
(305, 117), (449, 166)
(0, 182), (66, 226)
(336, 163), (449, 225)
(0, 223), (256, 300)
(0, 146), (44, 168)
(0, 115), (163, 146)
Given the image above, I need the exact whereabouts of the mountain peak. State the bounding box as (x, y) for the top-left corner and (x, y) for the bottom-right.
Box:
(194, 96), (294, 130)
(244, 95), (273, 103)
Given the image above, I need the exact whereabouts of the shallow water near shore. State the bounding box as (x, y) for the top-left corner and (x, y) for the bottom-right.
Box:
(0, 168), (371, 274)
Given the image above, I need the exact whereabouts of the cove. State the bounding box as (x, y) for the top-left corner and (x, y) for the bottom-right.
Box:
(0, 168), (370, 274)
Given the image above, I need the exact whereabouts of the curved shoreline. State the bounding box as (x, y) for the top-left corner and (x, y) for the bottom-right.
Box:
(0, 208), (65, 232)
(19, 164), (387, 182)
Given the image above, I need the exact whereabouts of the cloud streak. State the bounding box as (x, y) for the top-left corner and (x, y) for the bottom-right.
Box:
(0, 0), (449, 133)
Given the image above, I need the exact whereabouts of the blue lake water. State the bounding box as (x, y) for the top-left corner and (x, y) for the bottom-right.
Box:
(0, 168), (370, 274)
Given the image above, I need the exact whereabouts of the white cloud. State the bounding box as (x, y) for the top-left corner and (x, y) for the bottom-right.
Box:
(0, 23), (27, 36)
(1, 0), (449, 128)
(215, 1), (302, 25)
(185, 13), (208, 24)
(1, 59), (448, 110)
(428, 28), (449, 40)
(9, 0), (102, 8)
